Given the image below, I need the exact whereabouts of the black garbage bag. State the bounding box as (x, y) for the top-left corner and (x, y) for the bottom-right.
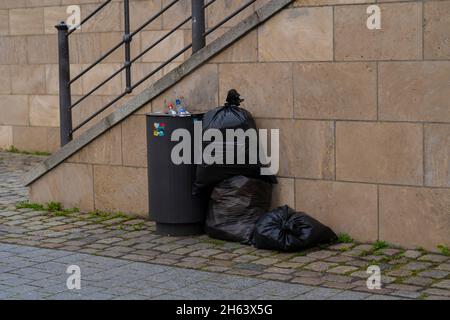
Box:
(253, 205), (337, 252)
(205, 175), (272, 244)
(194, 90), (275, 193)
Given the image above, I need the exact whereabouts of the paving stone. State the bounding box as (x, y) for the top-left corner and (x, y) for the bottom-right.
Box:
(403, 250), (422, 259)
(418, 254), (449, 263)
(304, 262), (338, 272)
(291, 277), (325, 286)
(189, 249), (222, 258)
(253, 258), (280, 266)
(273, 262), (304, 269)
(353, 244), (373, 251)
(380, 248), (401, 257)
(387, 269), (413, 277)
(350, 271), (370, 279)
(432, 279), (450, 290)
(327, 265), (358, 275)
(289, 256), (316, 264)
(436, 263), (450, 272)
(233, 255), (259, 263)
(295, 287), (341, 300)
(258, 273), (293, 281)
(306, 250), (338, 260)
(386, 283), (422, 292)
(423, 288), (450, 297)
(325, 255), (354, 263)
(401, 262), (433, 271)
(329, 290), (371, 300)
(264, 267), (296, 275)
(322, 274), (354, 283)
(418, 269), (449, 279)
(327, 243), (355, 251)
(403, 276), (434, 287)
(322, 281), (358, 291)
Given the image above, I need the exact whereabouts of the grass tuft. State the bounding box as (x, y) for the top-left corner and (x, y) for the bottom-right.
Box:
(15, 201), (79, 216)
(337, 233), (354, 244)
(372, 240), (389, 251)
(3, 145), (51, 156)
(437, 245), (450, 256)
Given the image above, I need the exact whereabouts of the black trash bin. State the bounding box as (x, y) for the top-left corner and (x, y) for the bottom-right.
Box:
(146, 113), (207, 236)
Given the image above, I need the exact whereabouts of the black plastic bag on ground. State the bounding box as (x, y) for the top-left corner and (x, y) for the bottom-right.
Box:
(205, 176), (272, 244)
(253, 205), (337, 252)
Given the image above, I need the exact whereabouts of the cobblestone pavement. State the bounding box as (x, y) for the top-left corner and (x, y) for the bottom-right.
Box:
(0, 243), (402, 300)
(0, 151), (449, 300)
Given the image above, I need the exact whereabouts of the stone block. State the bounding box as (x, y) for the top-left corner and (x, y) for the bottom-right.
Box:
(219, 63), (293, 119)
(271, 177), (295, 209)
(0, 95), (29, 126)
(257, 119), (335, 179)
(29, 95), (59, 127)
(94, 165), (149, 217)
(12, 126), (50, 152)
(379, 61), (450, 123)
(0, 126), (13, 149)
(153, 64), (218, 112)
(9, 8), (44, 35)
(0, 9), (8, 35)
(424, 0), (450, 59)
(140, 30), (185, 63)
(69, 124), (122, 165)
(81, 63), (123, 96)
(29, 163), (94, 213)
(0, 37), (27, 64)
(295, 179), (378, 242)
(259, 7), (333, 61)
(0, 65), (11, 94)
(425, 124), (450, 188)
(211, 30), (258, 63)
(336, 122), (423, 185)
(379, 186), (450, 251)
(162, 0), (191, 30)
(43, 6), (67, 34)
(121, 115), (147, 168)
(81, 2), (121, 33)
(335, 3), (422, 60)
(294, 62), (377, 120)
(11, 64), (46, 94)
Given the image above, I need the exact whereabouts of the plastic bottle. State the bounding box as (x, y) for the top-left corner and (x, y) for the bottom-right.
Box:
(168, 103), (177, 116)
(176, 98), (190, 116)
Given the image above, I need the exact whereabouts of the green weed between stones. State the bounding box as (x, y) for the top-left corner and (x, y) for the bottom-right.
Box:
(337, 233), (354, 244)
(16, 201), (79, 217)
(86, 209), (130, 223)
(3, 146), (51, 156)
(372, 240), (389, 251)
(437, 245), (450, 256)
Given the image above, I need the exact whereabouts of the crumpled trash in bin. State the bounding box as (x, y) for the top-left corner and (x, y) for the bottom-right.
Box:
(205, 175), (272, 244)
(253, 205), (337, 252)
(194, 89), (275, 193)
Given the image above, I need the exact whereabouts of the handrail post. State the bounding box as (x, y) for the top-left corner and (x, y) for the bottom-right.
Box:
(123, 0), (132, 93)
(55, 21), (73, 146)
(191, 0), (206, 53)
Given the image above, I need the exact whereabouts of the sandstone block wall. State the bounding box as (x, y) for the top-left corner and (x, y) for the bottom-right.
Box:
(27, 0), (450, 251)
(0, 0), (251, 151)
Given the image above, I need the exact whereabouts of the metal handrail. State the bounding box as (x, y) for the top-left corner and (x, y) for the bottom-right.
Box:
(56, 0), (258, 145)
